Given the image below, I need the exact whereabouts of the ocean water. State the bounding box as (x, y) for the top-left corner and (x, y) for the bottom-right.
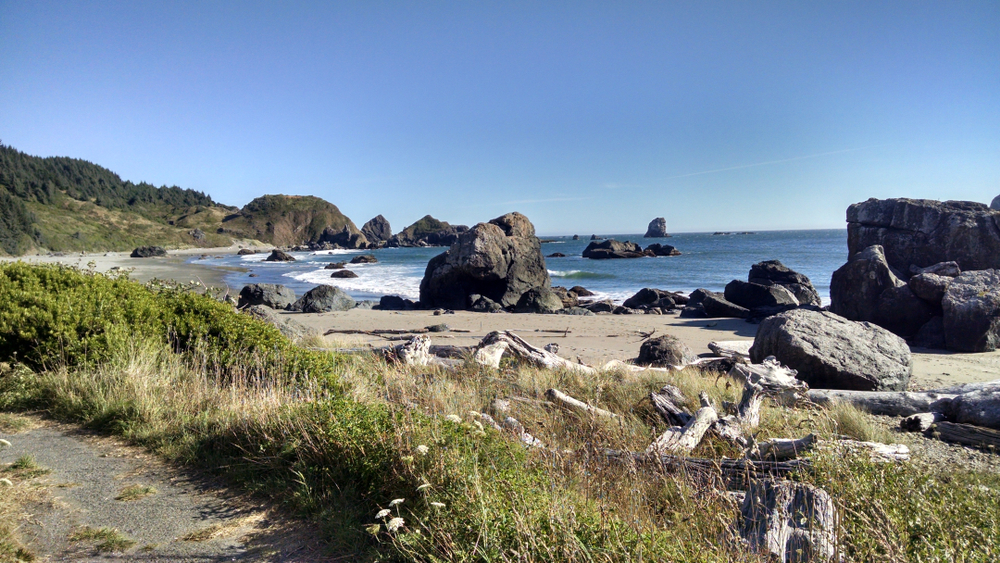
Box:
(194, 229), (849, 305)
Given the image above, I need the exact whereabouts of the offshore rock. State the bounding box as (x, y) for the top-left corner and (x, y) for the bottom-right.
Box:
(644, 243), (681, 256)
(942, 269), (1000, 352)
(264, 249), (296, 262)
(361, 215), (392, 243)
(582, 239), (646, 259)
(644, 217), (669, 238)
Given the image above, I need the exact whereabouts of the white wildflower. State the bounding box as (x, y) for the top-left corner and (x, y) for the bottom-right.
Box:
(0, 439), (10, 448)
(387, 517), (405, 532)
(389, 498), (405, 506)
(375, 508), (391, 519)
(416, 483), (431, 491)
(415, 444), (429, 455)
(0, 478), (12, 487)
(430, 502), (446, 509)
(445, 414), (462, 423)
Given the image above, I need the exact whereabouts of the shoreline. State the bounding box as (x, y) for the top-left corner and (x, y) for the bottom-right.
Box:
(4, 247), (999, 391)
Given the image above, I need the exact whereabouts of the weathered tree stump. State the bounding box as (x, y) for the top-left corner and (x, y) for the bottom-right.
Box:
(739, 479), (837, 562)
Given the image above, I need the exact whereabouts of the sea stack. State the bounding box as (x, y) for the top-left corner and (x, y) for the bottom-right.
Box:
(992, 195), (1000, 210)
(644, 217), (668, 238)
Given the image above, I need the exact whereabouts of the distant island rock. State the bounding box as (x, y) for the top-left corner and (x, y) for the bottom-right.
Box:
(644, 217), (669, 238)
(388, 215), (468, 247)
(264, 249), (295, 262)
(582, 239), (646, 259)
(221, 194), (367, 249)
(361, 215), (392, 243)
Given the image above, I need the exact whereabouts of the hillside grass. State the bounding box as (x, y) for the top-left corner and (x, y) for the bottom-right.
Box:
(0, 263), (998, 561)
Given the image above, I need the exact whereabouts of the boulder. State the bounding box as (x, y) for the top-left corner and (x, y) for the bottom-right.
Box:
(623, 288), (677, 310)
(572, 235), (580, 240)
(237, 283), (296, 310)
(350, 254), (378, 264)
(189, 228), (205, 240)
(237, 248), (257, 256)
(419, 212), (550, 309)
(636, 335), (696, 367)
(570, 286), (595, 297)
(702, 292), (749, 318)
(679, 304), (707, 318)
(547, 252), (566, 258)
(264, 249), (296, 262)
(243, 304), (316, 341)
(559, 307), (593, 316)
(317, 225), (369, 249)
(289, 285), (356, 313)
(750, 309), (912, 391)
(378, 295), (418, 311)
(550, 286), (579, 308)
(829, 245), (904, 323)
(847, 198), (1000, 272)
(388, 215), (468, 247)
(748, 260), (822, 306)
(942, 269), (1000, 352)
(687, 289), (712, 306)
(361, 215), (392, 243)
(908, 273), (951, 305)
(130, 246), (166, 258)
(582, 239), (645, 259)
(514, 288), (564, 314)
(912, 316), (945, 349)
(724, 280), (798, 309)
(909, 261), (961, 277)
(325, 262), (346, 269)
(470, 294), (504, 313)
(330, 270), (359, 278)
(644, 243), (681, 256)
(644, 217), (669, 238)
(873, 285), (936, 337)
(581, 300), (615, 313)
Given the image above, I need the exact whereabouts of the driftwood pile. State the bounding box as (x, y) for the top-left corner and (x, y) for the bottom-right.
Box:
(386, 330), (926, 562)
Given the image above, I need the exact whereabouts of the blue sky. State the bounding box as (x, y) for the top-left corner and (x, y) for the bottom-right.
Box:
(1, 1), (998, 235)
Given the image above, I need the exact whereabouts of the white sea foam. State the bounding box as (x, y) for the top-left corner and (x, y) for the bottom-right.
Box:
(310, 249), (364, 256)
(286, 264), (422, 299)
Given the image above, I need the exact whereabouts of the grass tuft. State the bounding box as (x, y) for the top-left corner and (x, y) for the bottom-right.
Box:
(115, 484), (157, 502)
(68, 527), (136, 553)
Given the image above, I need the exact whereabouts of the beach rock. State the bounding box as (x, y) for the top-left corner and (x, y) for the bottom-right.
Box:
(378, 295), (418, 311)
(687, 289), (712, 306)
(623, 288), (677, 310)
(724, 280), (799, 310)
(470, 294), (504, 313)
(514, 288), (564, 314)
(243, 304), (316, 341)
(874, 285), (936, 337)
(992, 195), (1000, 211)
(636, 335), (696, 367)
(942, 269), (1000, 352)
(582, 300), (615, 313)
(829, 245), (904, 323)
(908, 273), (951, 305)
(570, 286), (595, 296)
(130, 246), (167, 258)
(317, 225), (369, 249)
(909, 261), (961, 277)
(361, 215), (392, 243)
(559, 307), (594, 316)
(582, 239), (645, 259)
(547, 252), (566, 258)
(702, 292), (749, 319)
(265, 249), (296, 262)
(551, 286), (579, 308)
(912, 316), (946, 349)
(324, 262), (346, 269)
(237, 283), (297, 310)
(847, 198), (1000, 272)
(189, 228), (205, 240)
(237, 248), (257, 256)
(679, 304), (707, 318)
(644, 243), (681, 256)
(644, 217), (669, 238)
(350, 254), (378, 264)
(748, 260), (822, 307)
(419, 212), (550, 309)
(750, 309), (912, 391)
(330, 270), (359, 278)
(289, 285), (356, 313)
(746, 304), (801, 324)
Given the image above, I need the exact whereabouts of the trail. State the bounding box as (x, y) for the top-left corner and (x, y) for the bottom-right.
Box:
(0, 416), (328, 562)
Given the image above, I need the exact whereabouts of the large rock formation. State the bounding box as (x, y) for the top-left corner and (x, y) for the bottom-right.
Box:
(388, 215), (468, 247)
(361, 215), (392, 243)
(644, 243), (681, 256)
(644, 217), (668, 238)
(316, 225), (368, 249)
(264, 249), (296, 262)
(130, 246), (166, 258)
(846, 198), (1000, 272)
(237, 283), (296, 310)
(750, 309), (911, 391)
(830, 245), (904, 323)
(221, 194), (363, 247)
(942, 269), (1000, 352)
(289, 285), (356, 313)
(724, 280), (799, 310)
(582, 239), (645, 259)
(419, 212), (550, 310)
(748, 260), (822, 307)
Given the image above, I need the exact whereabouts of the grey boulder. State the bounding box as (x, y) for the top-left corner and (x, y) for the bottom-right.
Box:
(636, 335), (696, 367)
(514, 287), (564, 314)
(702, 292), (749, 319)
(724, 280), (798, 309)
(623, 288), (677, 310)
(908, 273), (951, 305)
(912, 316), (945, 349)
(942, 269), (1000, 352)
(873, 285), (936, 338)
(748, 260), (822, 306)
(130, 246), (167, 258)
(264, 249), (296, 262)
(289, 285), (356, 313)
(243, 304), (316, 341)
(750, 309), (912, 391)
(582, 239), (646, 259)
(237, 283), (297, 310)
(829, 245), (905, 323)
(644, 243), (681, 256)
(361, 214), (392, 243)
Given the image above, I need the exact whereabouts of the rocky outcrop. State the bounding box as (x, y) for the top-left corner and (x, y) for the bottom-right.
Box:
(942, 269), (1000, 352)
(419, 212), (550, 310)
(702, 292), (749, 318)
(847, 198), (1000, 272)
(189, 228), (205, 240)
(361, 215), (392, 243)
(221, 194), (362, 247)
(550, 286), (579, 308)
(378, 295), (418, 311)
(130, 246), (166, 258)
(289, 285), (356, 313)
(992, 195), (1000, 211)
(635, 335), (695, 367)
(582, 239), (645, 259)
(724, 280), (798, 310)
(324, 262), (346, 269)
(748, 260), (822, 307)
(750, 309), (911, 391)
(237, 248), (257, 256)
(350, 255), (377, 264)
(316, 226), (368, 249)
(264, 249), (296, 262)
(389, 215), (468, 247)
(570, 286), (595, 297)
(514, 288), (564, 314)
(622, 288), (677, 311)
(237, 283), (297, 310)
(830, 245), (904, 322)
(330, 270), (358, 278)
(644, 217), (668, 238)
(645, 243), (681, 256)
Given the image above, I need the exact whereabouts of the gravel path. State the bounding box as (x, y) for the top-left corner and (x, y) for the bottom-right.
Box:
(0, 417), (327, 562)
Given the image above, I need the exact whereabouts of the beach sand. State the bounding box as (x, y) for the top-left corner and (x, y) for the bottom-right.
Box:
(5, 247), (998, 390)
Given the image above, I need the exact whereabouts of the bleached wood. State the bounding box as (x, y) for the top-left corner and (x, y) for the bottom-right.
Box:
(739, 479), (837, 563)
(544, 388), (619, 419)
(396, 335), (434, 366)
(756, 434), (817, 462)
(729, 357), (808, 405)
(474, 331), (598, 374)
(807, 389), (956, 417)
(900, 412), (945, 432)
(646, 393), (718, 455)
(708, 340), (753, 361)
(930, 422), (1000, 450)
(650, 385), (692, 426)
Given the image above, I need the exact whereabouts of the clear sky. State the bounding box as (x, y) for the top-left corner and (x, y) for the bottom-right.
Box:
(1, 1), (998, 235)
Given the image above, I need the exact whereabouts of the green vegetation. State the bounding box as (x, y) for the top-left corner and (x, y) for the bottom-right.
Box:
(0, 263), (997, 561)
(219, 194), (359, 246)
(115, 484), (157, 501)
(398, 214), (452, 238)
(68, 527), (136, 553)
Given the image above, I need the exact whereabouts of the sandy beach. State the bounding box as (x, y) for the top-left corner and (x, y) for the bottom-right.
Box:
(4, 247), (998, 390)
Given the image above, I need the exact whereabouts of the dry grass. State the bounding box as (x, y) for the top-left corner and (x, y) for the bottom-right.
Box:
(115, 484), (157, 502)
(68, 526), (136, 553)
(0, 413), (33, 434)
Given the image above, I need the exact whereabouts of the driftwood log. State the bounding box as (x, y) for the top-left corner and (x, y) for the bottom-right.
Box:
(900, 412), (945, 432)
(807, 389), (956, 417)
(604, 449), (809, 485)
(756, 434), (909, 463)
(730, 358), (808, 405)
(929, 422), (1000, 450)
(708, 340), (753, 362)
(739, 479), (837, 563)
(544, 388), (620, 420)
(647, 393), (718, 455)
(473, 331), (598, 374)
(650, 385), (693, 426)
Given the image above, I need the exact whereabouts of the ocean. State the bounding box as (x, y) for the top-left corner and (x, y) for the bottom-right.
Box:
(194, 229), (849, 306)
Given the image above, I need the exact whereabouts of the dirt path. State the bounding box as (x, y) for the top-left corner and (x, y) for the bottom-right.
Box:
(0, 415), (329, 562)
